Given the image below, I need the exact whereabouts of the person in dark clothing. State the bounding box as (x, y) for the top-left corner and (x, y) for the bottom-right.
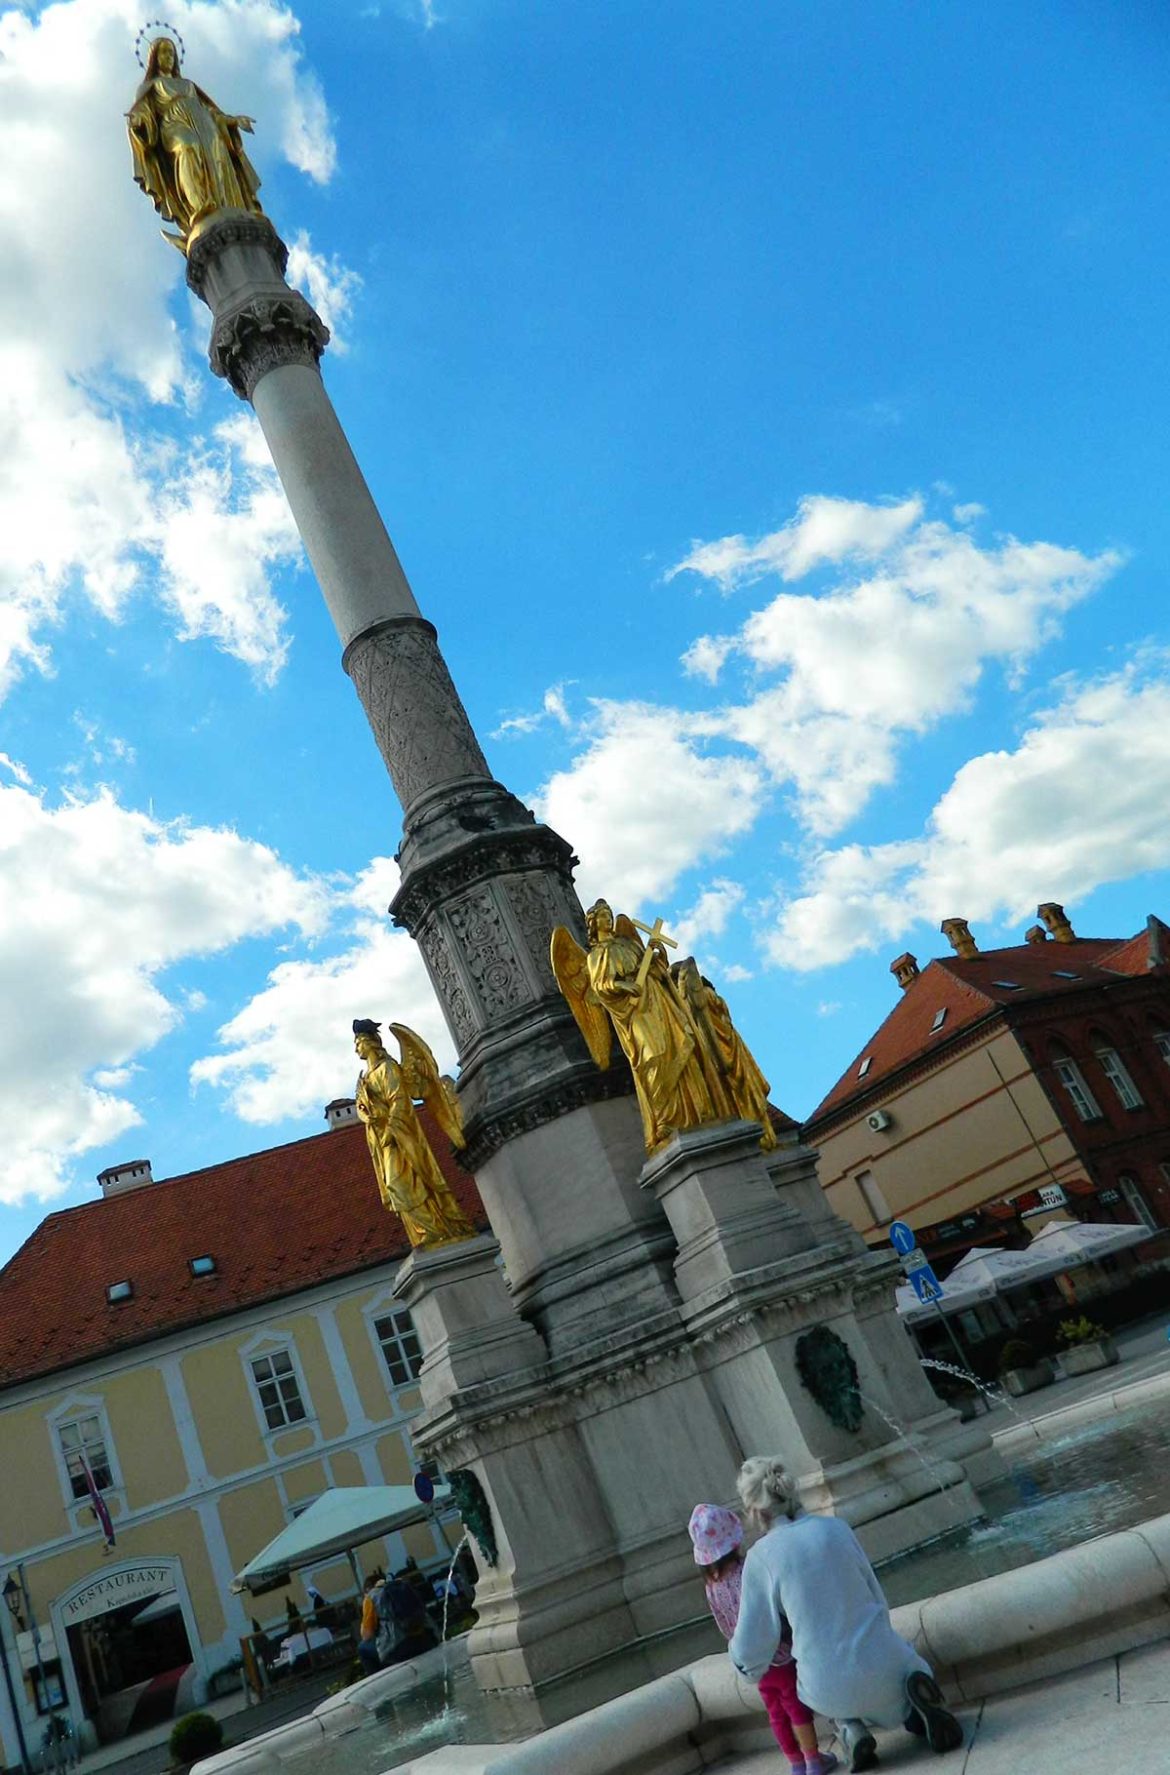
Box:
(377, 1574), (439, 1665)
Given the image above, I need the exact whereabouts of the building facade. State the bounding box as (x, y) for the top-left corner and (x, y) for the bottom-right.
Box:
(0, 1106), (482, 1762)
(805, 904), (1170, 1270)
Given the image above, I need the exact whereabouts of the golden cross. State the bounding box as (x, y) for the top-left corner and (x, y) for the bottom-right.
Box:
(632, 915), (677, 989)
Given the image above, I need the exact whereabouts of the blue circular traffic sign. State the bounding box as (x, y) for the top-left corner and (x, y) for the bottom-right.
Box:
(413, 1472), (435, 1504)
(888, 1220), (917, 1257)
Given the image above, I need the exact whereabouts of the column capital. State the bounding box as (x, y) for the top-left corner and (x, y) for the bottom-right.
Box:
(185, 210), (330, 401)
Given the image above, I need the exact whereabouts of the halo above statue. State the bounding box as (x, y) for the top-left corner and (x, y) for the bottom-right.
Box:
(135, 19), (186, 68)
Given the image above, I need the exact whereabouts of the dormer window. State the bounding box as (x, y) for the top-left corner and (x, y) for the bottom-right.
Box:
(189, 1255), (217, 1277)
(105, 1281), (133, 1304)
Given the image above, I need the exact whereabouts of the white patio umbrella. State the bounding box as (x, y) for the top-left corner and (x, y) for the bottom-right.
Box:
(234, 1484), (452, 1594)
(895, 1271), (997, 1325)
(1023, 1218), (1154, 1271)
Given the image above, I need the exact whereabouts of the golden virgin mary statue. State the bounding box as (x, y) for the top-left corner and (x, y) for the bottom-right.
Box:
(127, 35), (264, 249)
(353, 1020), (477, 1250)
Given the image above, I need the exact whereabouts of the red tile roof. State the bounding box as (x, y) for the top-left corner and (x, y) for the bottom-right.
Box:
(0, 1118), (486, 1393)
(807, 929), (1157, 1126)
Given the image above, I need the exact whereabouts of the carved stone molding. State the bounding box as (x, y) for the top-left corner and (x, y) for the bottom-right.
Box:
(461, 1063), (635, 1171)
(447, 887), (534, 1021)
(185, 212), (289, 294)
(344, 618), (491, 813)
(393, 827), (580, 933)
(505, 875), (567, 995)
(207, 292), (330, 402)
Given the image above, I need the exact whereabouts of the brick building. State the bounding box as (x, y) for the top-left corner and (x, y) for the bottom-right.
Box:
(804, 903), (1170, 1267)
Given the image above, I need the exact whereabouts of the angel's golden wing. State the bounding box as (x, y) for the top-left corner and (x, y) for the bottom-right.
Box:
(550, 925), (612, 1071)
(613, 912), (641, 944)
(389, 1022), (465, 1150)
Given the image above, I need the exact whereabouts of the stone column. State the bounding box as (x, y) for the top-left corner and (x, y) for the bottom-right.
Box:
(185, 212), (674, 1353)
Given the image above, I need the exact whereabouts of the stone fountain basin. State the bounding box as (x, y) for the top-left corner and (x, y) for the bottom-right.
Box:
(399, 1510), (1170, 1775)
(189, 1507), (1170, 1775)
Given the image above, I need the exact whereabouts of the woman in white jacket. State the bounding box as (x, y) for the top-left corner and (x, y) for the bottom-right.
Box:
(728, 1457), (963, 1772)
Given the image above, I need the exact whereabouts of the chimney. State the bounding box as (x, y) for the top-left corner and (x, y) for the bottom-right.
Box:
(1037, 902), (1076, 944)
(1025, 925), (1049, 945)
(324, 1097), (358, 1131)
(97, 1159), (154, 1198)
(940, 917), (979, 960)
(889, 952), (920, 991)
(1146, 914), (1170, 971)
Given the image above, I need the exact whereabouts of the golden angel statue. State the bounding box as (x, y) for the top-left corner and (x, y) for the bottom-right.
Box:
(352, 1019), (477, 1249)
(127, 34), (264, 250)
(550, 900), (718, 1153)
(671, 958), (776, 1151)
(550, 902), (776, 1154)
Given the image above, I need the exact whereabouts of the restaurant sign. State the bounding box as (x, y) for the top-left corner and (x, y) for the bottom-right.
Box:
(1015, 1183), (1067, 1220)
(61, 1564), (175, 1625)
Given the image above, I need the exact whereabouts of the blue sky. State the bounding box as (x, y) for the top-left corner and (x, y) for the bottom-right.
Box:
(1, 0), (1169, 1265)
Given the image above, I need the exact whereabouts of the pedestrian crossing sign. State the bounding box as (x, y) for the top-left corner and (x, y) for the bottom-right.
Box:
(909, 1265), (945, 1305)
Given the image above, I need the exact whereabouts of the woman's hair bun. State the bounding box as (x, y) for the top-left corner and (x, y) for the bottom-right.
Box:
(736, 1455), (801, 1523)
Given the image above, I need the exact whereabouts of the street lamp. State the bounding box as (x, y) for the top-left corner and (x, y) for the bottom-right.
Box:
(0, 1573), (31, 1774)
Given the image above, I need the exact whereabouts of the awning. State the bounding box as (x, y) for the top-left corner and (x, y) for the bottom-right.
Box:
(234, 1485), (451, 1594)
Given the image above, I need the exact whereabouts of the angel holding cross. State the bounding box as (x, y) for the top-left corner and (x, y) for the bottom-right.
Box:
(552, 899), (773, 1154)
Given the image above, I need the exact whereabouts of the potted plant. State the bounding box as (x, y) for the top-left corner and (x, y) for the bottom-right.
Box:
(168, 1711), (224, 1772)
(995, 1336), (1055, 1397)
(1054, 1316), (1119, 1377)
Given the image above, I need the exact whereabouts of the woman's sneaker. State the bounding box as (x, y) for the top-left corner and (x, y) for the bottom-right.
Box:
(839, 1723), (878, 1772)
(904, 1671), (964, 1754)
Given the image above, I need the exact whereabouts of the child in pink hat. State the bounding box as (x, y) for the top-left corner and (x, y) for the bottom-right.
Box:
(689, 1503), (836, 1775)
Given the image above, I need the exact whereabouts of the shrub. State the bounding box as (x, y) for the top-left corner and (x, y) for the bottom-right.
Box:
(1057, 1316), (1106, 1348)
(996, 1338), (1040, 1374)
(169, 1712), (224, 1766)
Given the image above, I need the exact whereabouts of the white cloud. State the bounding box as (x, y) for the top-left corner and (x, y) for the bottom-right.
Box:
(0, 779), (326, 1204)
(494, 683), (575, 738)
(152, 418), (301, 676)
(0, 0), (342, 696)
(535, 701), (766, 907)
(667, 495), (925, 593)
(0, 753), (32, 787)
(287, 230), (361, 350)
(190, 856), (450, 1123)
(673, 498), (1118, 835)
(671, 878), (746, 955)
(769, 664), (1170, 970)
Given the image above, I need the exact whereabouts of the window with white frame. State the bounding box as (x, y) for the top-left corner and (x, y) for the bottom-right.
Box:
(58, 1416), (113, 1500)
(250, 1350), (308, 1430)
(1095, 1046), (1143, 1110)
(1153, 1032), (1170, 1066)
(1118, 1174), (1158, 1232)
(1053, 1058), (1101, 1122)
(374, 1308), (423, 1388)
(855, 1169), (891, 1226)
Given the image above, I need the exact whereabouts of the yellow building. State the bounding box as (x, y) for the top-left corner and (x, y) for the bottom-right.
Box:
(0, 1101), (482, 1760)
